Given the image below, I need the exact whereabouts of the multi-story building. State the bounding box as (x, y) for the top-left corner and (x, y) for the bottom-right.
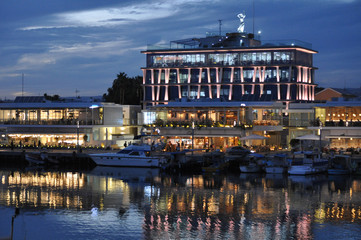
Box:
(140, 15), (318, 150)
(0, 96), (141, 148)
(141, 33), (317, 109)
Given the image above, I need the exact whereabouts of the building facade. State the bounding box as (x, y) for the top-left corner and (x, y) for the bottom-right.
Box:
(140, 16), (318, 150)
(0, 96), (140, 148)
(141, 33), (317, 109)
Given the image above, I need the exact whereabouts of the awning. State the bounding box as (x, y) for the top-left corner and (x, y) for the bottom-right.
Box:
(325, 135), (361, 139)
(296, 134), (320, 140)
(240, 134), (268, 140)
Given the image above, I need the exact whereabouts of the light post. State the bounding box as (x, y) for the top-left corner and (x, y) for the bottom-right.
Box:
(192, 121), (195, 154)
(319, 121), (322, 155)
(77, 120), (80, 152)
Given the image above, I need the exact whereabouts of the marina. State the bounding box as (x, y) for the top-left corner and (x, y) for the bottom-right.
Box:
(0, 166), (361, 239)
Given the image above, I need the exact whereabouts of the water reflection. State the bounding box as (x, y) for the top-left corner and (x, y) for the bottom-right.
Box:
(0, 168), (361, 239)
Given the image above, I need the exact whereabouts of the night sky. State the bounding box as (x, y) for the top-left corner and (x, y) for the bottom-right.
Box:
(0, 0), (360, 99)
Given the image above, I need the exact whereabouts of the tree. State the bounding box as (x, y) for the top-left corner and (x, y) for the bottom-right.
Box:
(103, 72), (143, 105)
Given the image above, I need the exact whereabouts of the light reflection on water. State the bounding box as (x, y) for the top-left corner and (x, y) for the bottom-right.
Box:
(0, 167), (361, 240)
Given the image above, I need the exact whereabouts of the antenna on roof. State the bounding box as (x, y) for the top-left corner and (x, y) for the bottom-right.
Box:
(75, 89), (79, 98)
(218, 19), (222, 36)
(252, 0), (255, 34)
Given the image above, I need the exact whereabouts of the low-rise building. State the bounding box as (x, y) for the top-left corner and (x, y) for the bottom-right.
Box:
(0, 96), (140, 148)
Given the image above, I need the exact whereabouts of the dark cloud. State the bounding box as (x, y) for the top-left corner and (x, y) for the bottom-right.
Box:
(0, 0), (360, 98)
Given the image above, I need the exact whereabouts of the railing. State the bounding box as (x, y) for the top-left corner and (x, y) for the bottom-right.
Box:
(148, 59), (296, 68)
(324, 121), (361, 127)
(253, 120), (280, 126)
(146, 119), (253, 129)
(0, 119), (103, 125)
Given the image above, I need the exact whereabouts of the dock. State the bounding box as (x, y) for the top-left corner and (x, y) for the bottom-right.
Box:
(0, 149), (95, 169)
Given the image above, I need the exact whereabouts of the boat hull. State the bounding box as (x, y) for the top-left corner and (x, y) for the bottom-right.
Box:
(288, 165), (327, 175)
(327, 169), (350, 175)
(265, 166), (286, 174)
(90, 155), (161, 168)
(240, 165), (262, 173)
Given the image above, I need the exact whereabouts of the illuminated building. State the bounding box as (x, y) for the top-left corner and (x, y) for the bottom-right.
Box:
(140, 14), (318, 148)
(141, 22), (317, 108)
(0, 96), (140, 147)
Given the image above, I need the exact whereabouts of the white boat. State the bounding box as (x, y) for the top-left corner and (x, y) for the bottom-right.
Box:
(25, 152), (48, 165)
(264, 153), (290, 174)
(89, 144), (164, 168)
(288, 151), (328, 175)
(239, 153), (265, 173)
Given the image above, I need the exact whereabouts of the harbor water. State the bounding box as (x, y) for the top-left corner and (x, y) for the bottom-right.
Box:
(0, 166), (361, 240)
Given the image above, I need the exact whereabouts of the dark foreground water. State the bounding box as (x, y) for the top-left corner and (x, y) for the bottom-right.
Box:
(0, 166), (361, 240)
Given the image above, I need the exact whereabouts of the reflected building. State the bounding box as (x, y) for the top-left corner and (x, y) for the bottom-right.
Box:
(0, 170), (361, 239)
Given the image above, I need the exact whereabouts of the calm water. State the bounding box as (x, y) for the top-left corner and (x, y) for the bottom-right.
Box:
(0, 166), (361, 240)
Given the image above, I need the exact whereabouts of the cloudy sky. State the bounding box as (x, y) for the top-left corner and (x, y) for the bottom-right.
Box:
(0, 0), (360, 99)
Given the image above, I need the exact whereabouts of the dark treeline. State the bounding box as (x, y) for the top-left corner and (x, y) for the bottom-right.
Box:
(103, 72), (143, 105)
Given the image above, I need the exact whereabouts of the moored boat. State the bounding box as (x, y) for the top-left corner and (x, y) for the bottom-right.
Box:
(239, 153), (265, 173)
(264, 153), (290, 174)
(25, 152), (48, 165)
(288, 151), (328, 175)
(89, 144), (165, 168)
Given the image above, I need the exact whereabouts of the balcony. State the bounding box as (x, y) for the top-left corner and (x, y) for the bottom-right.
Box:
(0, 119), (103, 126)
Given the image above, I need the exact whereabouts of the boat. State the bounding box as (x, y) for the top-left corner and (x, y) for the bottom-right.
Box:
(89, 144), (165, 168)
(328, 155), (352, 175)
(288, 151), (329, 175)
(264, 153), (290, 174)
(239, 153), (265, 173)
(25, 152), (48, 165)
(202, 150), (227, 173)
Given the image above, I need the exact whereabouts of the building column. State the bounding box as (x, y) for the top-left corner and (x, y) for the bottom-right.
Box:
(240, 67), (244, 82)
(197, 68), (202, 99)
(156, 69), (161, 101)
(216, 67), (220, 98)
(229, 67), (234, 101)
(177, 69), (181, 98)
(151, 69), (155, 102)
(287, 84), (291, 100)
(187, 68), (191, 98)
(252, 67), (257, 82)
(207, 68), (212, 99)
(165, 68), (171, 101)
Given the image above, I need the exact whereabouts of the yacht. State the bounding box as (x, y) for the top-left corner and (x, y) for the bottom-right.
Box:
(264, 153), (290, 174)
(239, 153), (265, 173)
(89, 144), (164, 168)
(288, 151), (328, 175)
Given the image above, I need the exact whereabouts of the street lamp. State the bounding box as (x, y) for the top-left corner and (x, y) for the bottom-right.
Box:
(192, 121), (195, 154)
(77, 120), (80, 152)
